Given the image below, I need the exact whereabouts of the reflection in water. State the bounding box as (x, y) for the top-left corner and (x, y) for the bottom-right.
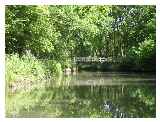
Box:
(104, 101), (126, 118)
(6, 72), (156, 118)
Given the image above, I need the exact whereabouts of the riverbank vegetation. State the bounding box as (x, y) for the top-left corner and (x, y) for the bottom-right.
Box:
(6, 5), (156, 84)
(6, 5), (155, 68)
(6, 52), (63, 87)
(6, 5), (156, 82)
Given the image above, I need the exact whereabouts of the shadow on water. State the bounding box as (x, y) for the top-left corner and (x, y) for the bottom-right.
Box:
(6, 72), (156, 118)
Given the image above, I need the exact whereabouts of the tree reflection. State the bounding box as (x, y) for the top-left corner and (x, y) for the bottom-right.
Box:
(6, 73), (155, 117)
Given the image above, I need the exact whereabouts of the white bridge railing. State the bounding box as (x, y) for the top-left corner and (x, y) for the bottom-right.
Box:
(73, 57), (124, 63)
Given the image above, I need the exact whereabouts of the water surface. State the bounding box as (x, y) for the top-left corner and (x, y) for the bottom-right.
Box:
(6, 72), (156, 118)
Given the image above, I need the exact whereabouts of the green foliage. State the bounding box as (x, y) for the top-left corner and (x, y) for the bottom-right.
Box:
(5, 5), (156, 118)
(5, 5), (156, 72)
(5, 53), (45, 84)
(5, 6), (38, 54)
(129, 39), (155, 70)
(5, 53), (65, 85)
(131, 39), (155, 59)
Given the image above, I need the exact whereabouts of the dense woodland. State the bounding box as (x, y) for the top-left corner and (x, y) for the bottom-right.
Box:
(5, 5), (156, 83)
(5, 5), (156, 117)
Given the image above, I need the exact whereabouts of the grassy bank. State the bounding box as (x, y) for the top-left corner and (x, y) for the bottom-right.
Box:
(5, 53), (63, 86)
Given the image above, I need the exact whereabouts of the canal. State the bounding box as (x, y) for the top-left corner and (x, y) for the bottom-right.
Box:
(6, 71), (156, 118)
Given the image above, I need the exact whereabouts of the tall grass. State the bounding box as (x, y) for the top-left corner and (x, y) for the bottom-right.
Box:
(5, 52), (62, 85)
(6, 53), (44, 85)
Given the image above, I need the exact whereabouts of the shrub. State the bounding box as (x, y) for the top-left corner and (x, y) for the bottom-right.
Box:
(5, 53), (45, 84)
(129, 39), (156, 71)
